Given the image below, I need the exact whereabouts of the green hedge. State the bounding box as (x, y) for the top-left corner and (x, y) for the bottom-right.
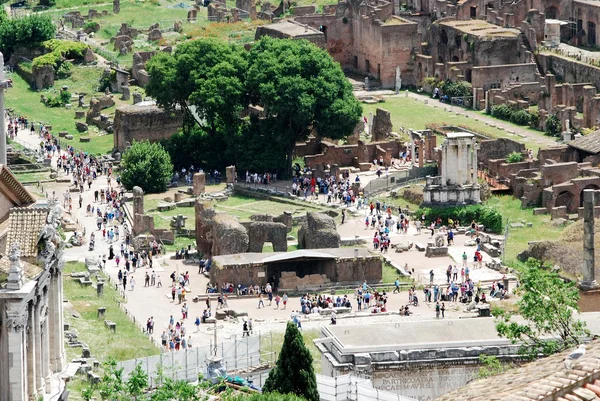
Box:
(415, 204), (503, 233)
(490, 104), (536, 127)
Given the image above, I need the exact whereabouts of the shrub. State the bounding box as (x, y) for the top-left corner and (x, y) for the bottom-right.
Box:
(491, 105), (533, 127)
(415, 204), (503, 233)
(45, 90), (71, 108)
(83, 21), (100, 33)
(120, 140), (173, 193)
(441, 79), (472, 98)
(491, 104), (512, 120)
(510, 109), (531, 126)
(506, 151), (524, 164)
(56, 61), (72, 79)
(545, 114), (562, 137)
(528, 108), (540, 129)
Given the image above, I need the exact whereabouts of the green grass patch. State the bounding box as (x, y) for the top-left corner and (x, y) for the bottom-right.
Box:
(163, 235), (196, 253)
(485, 195), (569, 265)
(63, 261), (160, 361)
(13, 171), (52, 183)
(363, 96), (553, 151)
(7, 68), (115, 155)
(260, 329), (322, 374)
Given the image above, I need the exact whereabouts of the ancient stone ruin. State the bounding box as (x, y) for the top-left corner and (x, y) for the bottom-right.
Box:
(195, 199), (250, 256)
(195, 200), (294, 256)
(371, 108), (393, 142)
(423, 132), (480, 205)
(297, 212), (341, 249)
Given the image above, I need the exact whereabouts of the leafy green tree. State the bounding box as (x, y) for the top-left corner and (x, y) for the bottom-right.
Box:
(98, 358), (127, 400)
(247, 37), (362, 176)
(263, 322), (319, 401)
(545, 114), (562, 138)
(0, 15), (56, 59)
(127, 363), (149, 399)
(495, 258), (589, 357)
(146, 38), (247, 134)
(120, 140), (173, 193)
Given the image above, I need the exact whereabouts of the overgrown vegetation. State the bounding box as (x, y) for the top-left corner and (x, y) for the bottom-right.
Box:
(476, 355), (511, 379)
(0, 14), (56, 59)
(491, 104), (537, 127)
(440, 79), (472, 98)
(44, 89), (71, 108)
(495, 258), (589, 358)
(415, 204), (503, 233)
(545, 114), (562, 137)
(506, 151), (524, 164)
(32, 39), (89, 70)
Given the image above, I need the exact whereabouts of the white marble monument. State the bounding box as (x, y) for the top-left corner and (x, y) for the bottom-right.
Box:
(423, 132), (480, 205)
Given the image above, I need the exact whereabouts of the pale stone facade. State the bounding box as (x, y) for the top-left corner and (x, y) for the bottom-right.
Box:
(0, 169), (66, 401)
(423, 133), (480, 205)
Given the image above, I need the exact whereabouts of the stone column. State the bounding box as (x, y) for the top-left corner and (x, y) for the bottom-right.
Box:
(441, 142), (448, 186)
(581, 189), (599, 290)
(43, 318), (52, 392)
(34, 298), (44, 395)
(472, 139), (478, 184)
(410, 139), (415, 167)
(27, 302), (37, 400)
(48, 268), (65, 372)
(456, 142), (464, 185)
(418, 140), (425, 168)
(193, 172), (206, 196)
(6, 311), (28, 401)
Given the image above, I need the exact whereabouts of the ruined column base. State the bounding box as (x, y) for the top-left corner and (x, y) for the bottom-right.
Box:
(578, 287), (600, 312)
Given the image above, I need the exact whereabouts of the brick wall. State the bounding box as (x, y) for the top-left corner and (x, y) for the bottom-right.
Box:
(113, 105), (183, 151)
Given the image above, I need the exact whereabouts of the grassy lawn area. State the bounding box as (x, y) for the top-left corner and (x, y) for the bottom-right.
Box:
(163, 235), (196, 253)
(148, 205), (195, 230)
(260, 329), (322, 373)
(13, 171), (53, 183)
(63, 261), (161, 361)
(214, 195), (324, 221)
(362, 97), (552, 151)
(485, 195), (569, 266)
(6, 68), (116, 155)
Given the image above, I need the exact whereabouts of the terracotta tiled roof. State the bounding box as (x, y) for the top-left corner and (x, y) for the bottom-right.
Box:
(6, 207), (48, 258)
(435, 341), (600, 401)
(569, 131), (600, 154)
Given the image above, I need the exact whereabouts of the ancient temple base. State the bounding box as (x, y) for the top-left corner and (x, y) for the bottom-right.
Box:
(578, 287), (600, 312)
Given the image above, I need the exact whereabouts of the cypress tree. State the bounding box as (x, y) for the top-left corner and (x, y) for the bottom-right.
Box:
(263, 322), (319, 401)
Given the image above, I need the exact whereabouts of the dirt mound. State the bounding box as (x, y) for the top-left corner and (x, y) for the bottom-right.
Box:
(517, 219), (600, 279)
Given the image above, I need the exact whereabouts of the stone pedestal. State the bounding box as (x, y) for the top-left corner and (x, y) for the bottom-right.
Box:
(225, 166), (236, 183)
(193, 172), (206, 195)
(425, 245), (448, 257)
(578, 288), (600, 312)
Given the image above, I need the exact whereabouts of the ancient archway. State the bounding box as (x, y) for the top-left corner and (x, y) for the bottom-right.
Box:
(441, 29), (448, 45)
(555, 190), (575, 211)
(581, 185), (600, 207)
(545, 6), (558, 19)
